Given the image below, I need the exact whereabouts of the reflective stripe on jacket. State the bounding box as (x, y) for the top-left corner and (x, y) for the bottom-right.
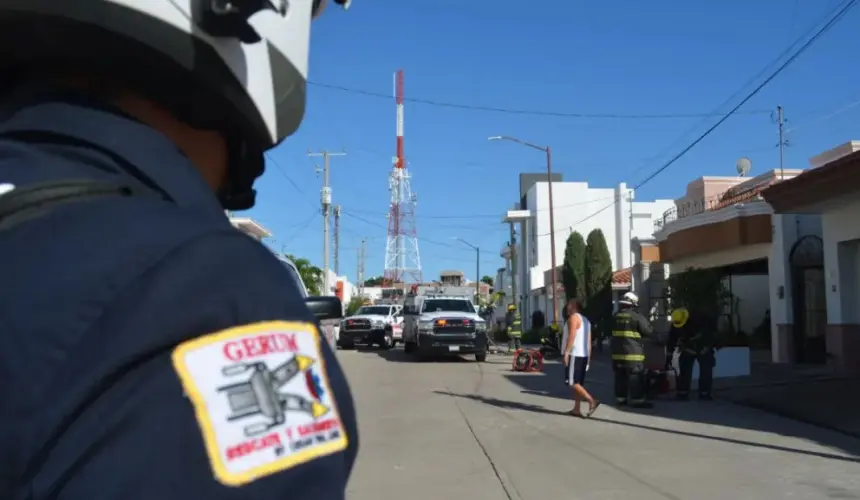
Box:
(610, 311), (646, 363)
(507, 313), (522, 338)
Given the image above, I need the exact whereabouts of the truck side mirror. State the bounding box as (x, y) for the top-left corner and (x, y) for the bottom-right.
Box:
(305, 296), (343, 321)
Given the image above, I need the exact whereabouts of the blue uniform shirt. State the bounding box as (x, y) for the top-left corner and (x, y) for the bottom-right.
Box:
(0, 99), (358, 499)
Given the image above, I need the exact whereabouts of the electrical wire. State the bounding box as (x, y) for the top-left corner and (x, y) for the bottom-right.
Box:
(307, 81), (771, 119)
(530, 0), (858, 239)
(283, 211), (319, 243)
(621, 0), (856, 184)
(341, 196), (617, 220)
(341, 210), (466, 249)
(784, 95), (860, 134)
(264, 152), (317, 209)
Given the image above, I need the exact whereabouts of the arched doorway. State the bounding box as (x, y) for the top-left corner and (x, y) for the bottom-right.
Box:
(789, 235), (827, 364)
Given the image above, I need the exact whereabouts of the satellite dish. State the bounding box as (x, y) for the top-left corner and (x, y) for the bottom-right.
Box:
(736, 157), (752, 177)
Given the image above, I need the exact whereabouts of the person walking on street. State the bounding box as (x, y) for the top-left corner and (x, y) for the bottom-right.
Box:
(667, 306), (716, 401)
(506, 303), (522, 350)
(610, 292), (655, 408)
(563, 298), (600, 418)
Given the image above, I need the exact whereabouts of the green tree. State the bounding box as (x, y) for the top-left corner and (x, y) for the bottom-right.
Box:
(364, 276), (384, 287)
(561, 231), (587, 307)
(286, 254), (324, 295)
(668, 267), (733, 338)
(584, 229), (613, 336)
(345, 297), (365, 316)
(481, 276), (494, 286)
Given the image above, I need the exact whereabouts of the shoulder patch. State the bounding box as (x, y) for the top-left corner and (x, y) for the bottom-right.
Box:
(171, 321), (348, 487)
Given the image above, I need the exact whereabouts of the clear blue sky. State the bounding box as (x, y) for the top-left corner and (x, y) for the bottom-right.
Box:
(247, 0), (860, 284)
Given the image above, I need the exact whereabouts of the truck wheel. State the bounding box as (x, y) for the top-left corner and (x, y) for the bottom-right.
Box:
(339, 340), (355, 350)
(380, 333), (394, 350)
(404, 340), (416, 353)
(475, 352), (487, 362)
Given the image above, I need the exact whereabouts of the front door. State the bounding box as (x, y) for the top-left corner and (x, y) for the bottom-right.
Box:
(790, 235), (827, 364)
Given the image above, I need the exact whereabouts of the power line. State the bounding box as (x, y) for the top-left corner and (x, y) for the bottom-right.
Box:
(341, 210), (462, 249)
(342, 196), (617, 220)
(621, 0), (854, 185)
(531, 0), (858, 239)
(308, 81), (771, 119)
(784, 95), (860, 134)
(264, 152), (317, 209)
(283, 212), (319, 243)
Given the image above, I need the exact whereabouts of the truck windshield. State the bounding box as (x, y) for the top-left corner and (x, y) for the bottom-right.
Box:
(281, 261), (307, 298)
(356, 306), (390, 316)
(422, 299), (475, 313)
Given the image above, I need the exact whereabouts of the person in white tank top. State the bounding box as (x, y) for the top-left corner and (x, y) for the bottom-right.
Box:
(562, 297), (600, 418)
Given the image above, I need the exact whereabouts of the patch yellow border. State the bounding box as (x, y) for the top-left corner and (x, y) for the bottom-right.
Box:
(171, 320), (349, 487)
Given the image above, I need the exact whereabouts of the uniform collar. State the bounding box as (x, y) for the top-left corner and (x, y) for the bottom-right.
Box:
(0, 99), (225, 214)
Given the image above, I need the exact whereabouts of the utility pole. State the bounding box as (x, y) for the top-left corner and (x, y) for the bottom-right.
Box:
(777, 105), (786, 180)
(509, 223), (518, 315)
(333, 205), (341, 276)
(475, 247), (481, 303)
(308, 150), (346, 296)
(359, 238), (367, 296)
(628, 190), (635, 270)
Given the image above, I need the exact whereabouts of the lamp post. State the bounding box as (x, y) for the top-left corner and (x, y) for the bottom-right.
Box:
(454, 237), (480, 303)
(489, 135), (558, 325)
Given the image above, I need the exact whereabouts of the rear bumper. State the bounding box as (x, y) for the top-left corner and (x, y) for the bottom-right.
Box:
(417, 332), (487, 354)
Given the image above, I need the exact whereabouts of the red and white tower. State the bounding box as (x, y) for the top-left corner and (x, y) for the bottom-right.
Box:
(383, 69), (422, 285)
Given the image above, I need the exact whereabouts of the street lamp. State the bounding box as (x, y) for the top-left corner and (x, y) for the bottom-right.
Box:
(489, 135), (559, 325)
(454, 237), (481, 303)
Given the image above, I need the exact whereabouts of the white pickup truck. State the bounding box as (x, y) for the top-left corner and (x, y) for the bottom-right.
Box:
(401, 292), (488, 362)
(277, 255), (342, 350)
(339, 304), (402, 350)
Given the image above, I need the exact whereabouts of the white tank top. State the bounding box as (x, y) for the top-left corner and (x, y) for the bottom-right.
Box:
(563, 313), (590, 357)
(573, 313), (589, 357)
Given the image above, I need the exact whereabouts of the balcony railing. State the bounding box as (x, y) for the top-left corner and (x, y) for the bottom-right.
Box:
(653, 178), (778, 232)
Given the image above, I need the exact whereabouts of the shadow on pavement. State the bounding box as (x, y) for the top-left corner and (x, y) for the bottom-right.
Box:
(374, 348), (474, 363)
(501, 358), (860, 459)
(434, 389), (860, 464)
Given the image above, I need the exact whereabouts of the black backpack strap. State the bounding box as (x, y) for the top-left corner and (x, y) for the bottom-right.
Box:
(0, 179), (155, 231)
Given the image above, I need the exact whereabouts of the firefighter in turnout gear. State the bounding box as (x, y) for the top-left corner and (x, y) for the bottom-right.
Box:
(667, 306), (716, 401)
(506, 304), (523, 350)
(610, 292), (655, 408)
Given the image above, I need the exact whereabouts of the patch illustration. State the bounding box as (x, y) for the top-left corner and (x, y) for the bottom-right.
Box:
(172, 321), (347, 487)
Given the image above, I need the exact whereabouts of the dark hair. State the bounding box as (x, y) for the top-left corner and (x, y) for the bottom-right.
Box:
(566, 297), (584, 316)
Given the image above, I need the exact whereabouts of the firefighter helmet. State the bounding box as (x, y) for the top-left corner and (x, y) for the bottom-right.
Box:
(619, 291), (639, 306)
(0, 0), (351, 210)
(671, 307), (690, 328)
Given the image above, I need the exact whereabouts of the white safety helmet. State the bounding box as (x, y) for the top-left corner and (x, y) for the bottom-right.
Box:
(619, 291), (639, 307)
(0, 0), (350, 209)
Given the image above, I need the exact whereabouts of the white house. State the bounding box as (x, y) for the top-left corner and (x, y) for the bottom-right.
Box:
(763, 141), (860, 373)
(502, 178), (673, 327)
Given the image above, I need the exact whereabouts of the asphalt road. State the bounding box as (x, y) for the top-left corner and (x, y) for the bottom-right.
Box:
(339, 347), (860, 500)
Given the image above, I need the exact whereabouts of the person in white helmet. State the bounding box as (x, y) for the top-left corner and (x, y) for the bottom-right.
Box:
(0, 1), (357, 498)
(610, 291), (655, 408)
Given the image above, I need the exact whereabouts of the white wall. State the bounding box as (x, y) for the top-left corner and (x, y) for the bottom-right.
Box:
(822, 198), (860, 324)
(633, 199), (675, 239)
(768, 213), (823, 361)
(522, 181), (671, 293)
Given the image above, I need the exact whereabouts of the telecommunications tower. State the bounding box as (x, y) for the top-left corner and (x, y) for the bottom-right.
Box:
(383, 69), (422, 285)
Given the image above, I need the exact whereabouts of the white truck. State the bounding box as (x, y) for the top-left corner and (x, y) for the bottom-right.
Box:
(339, 303), (403, 349)
(401, 287), (488, 362)
(276, 255), (342, 349)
